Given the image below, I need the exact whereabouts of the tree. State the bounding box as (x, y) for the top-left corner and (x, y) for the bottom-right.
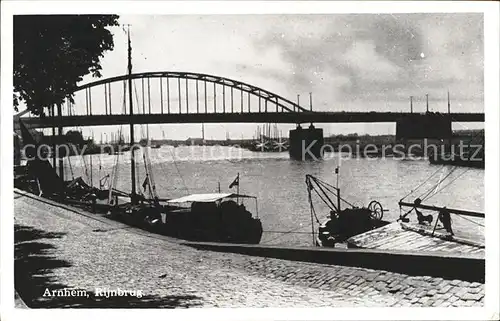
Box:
(14, 15), (119, 115)
(65, 130), (85, 147)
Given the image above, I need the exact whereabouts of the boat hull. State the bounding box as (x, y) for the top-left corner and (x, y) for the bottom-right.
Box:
(161, 209), (263, 244)
(315, 207), (391, 247)
(108, 203), (263, 244)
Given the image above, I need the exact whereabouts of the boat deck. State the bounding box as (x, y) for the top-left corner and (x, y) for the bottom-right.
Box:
(346, 222), (484, 256)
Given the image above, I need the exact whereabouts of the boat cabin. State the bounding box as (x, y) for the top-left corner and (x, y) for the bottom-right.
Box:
(162, 193), (262, 243)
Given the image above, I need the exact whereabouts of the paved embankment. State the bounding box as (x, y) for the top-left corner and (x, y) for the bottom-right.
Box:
(14, 191), (485, 308)
(188, 241), (484, 283)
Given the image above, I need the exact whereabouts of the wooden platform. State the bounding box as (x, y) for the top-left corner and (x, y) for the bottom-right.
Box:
(346, 222), (484, 256)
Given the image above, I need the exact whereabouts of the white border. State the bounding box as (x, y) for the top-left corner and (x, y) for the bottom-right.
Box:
(1, 1), (499, 321)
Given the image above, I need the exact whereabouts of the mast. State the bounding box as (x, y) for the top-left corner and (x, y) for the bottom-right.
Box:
(335, 166), (340, 212)
(51, 106), (56, 173)
(90, 131), (94, 187)
(448, 90), (451, 115)
(309, 92), (313, 127)
(236, 172), (240, 204)
(57, 103), (64, 182)
(126, 25), (137, 203)
(447, 90), (452, 152)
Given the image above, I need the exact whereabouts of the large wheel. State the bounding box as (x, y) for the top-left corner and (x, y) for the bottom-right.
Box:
(368, 200), (384, 220)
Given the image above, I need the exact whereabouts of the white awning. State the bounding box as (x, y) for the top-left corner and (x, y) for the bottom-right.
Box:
(166, 193), (256, 203)
(166, 193), (233, 203)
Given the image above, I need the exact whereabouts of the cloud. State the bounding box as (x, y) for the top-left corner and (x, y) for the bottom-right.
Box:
(85, 13), (483, 111)
(253, 14), (484, 107)
(343, 40), (401, 83)
(68, 13), (483, 139)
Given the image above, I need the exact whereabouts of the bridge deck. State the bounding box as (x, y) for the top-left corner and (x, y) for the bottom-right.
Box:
(15, 112), (484, 129)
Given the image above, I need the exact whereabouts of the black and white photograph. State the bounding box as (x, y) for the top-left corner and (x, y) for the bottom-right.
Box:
(1, 1), (499, 319)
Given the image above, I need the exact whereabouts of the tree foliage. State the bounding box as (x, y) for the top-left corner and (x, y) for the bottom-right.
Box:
(14, 15), (119, 115)
(65, 130), (85, 147)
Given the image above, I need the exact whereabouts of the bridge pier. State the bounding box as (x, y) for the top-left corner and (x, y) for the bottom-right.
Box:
(395, 113), (453, 157)
(396, 113), (452, 143)
(289, 124), (324, 160)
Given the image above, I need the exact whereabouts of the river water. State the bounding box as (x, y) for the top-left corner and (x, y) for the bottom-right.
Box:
(62, 145), (485, 246)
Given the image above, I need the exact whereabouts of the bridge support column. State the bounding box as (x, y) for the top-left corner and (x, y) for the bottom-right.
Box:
(396, 114), (451, 139)
(396, 114), (452, 141)
(396, 113), (452, 157)
(289, 124), (324, 160)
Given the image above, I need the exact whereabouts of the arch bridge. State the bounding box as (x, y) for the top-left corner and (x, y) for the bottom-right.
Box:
(15, 71), (484, 129)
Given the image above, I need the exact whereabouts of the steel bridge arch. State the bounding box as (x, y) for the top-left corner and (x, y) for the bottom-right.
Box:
(75, 71), (311, 113)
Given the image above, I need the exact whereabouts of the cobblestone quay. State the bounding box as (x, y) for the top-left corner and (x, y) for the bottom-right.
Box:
(14, 191), (484, 308)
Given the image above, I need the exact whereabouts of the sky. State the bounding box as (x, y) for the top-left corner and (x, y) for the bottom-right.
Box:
(39, 13), (485, 141)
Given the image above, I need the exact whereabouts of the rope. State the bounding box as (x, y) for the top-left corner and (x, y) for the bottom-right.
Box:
(308, 175), (356, 208)
(402, 129), (484, 202)
(98, 152), (102, 184)
(314, 176), (356, 207)
(108, 150), (121, 203)
(145, 148), (158, 198)
(420, 166), (460, 202)
(133, 79), (147, 140)
(142, 154), (153, 199)
(80, 146), (91, 184)
(455, 214), (485, 227)
(424, 167), (472, 202)
(307, 184), (325, 223)
(309, 181), (336, 211)
(133, 78), (147, 194)
(121, 78), (140, 194)
(168, 146), (190, 195)
(414, 166), (458, 202)
(133, 79), (160, 199)
(261, 222), (314, 244)
(67, 152), (75, 180)
(400, 165), (445, 201)
(431, 169), (447, 195)
(262, 230), (316, 235)
(106, 79), (128, 199)
(137, 75), (189, 196)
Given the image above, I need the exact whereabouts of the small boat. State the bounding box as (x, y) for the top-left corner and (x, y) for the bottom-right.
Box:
(305, 174), (389, 247)
(106, 192), (264, 244)
(159, 193), (263, 243)
(102, 30), (263, 244)
(306, 165), (485, 255)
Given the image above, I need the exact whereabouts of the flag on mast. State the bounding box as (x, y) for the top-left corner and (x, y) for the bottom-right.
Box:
(229, 173), (239, 189)
(142, 176), (149, 191)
